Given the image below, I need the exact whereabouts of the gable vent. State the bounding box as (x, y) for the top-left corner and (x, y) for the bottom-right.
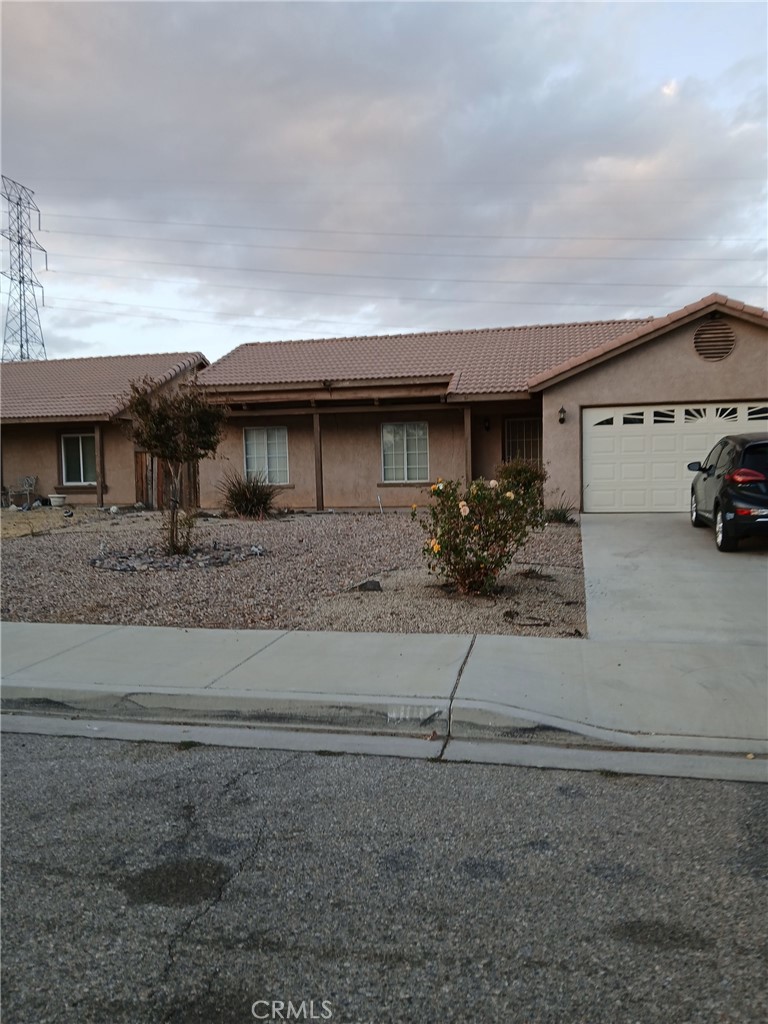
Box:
(693, 320), (736, 361)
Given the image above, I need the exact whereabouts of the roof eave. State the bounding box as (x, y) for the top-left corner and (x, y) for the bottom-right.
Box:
(528, 296), (768, 392)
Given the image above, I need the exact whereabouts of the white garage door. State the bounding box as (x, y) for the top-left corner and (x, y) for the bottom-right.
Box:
(583, 402), (768, 512)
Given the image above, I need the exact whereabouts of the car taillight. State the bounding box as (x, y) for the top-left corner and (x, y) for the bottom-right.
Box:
(725, 469), (767, 484)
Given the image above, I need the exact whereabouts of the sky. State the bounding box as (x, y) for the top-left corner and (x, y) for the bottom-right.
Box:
(1, 0), (766, 363)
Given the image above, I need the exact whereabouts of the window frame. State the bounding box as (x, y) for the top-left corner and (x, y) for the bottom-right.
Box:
(380, 421), (430, 484)
(243, 426), (289, 485)
(61, 433), (97, 485)
(503, 417), (543, 466)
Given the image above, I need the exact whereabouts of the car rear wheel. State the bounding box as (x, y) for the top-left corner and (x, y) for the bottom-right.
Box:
(715, 507), (738, 552)
(690, 492), (705, 527)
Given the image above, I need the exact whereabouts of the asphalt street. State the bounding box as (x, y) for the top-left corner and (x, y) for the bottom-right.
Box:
(1, 734), (766, 1024)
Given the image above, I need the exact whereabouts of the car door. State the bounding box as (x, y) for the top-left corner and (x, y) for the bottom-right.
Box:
(706, 441), (734, 516)
(698, 440), (726, 518)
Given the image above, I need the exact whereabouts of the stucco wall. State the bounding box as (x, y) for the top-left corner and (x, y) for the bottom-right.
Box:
(199, 409), (469, 509)
(1, 422), (139, 505)
(199, 416), (317, 509)
(541, 314), (768, 510)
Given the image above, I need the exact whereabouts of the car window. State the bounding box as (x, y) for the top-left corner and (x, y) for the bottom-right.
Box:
(715, 444), (733, 470)
(703, 442), (724, 470)
(742, 443), (768, 474)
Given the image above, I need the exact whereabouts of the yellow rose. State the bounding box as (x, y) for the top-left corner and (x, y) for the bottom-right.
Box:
(505, 490), (515, 499)
(489, 479), (498, 488)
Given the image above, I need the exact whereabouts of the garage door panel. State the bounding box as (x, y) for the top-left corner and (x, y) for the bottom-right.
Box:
(620, 436), (649, 455)
(651, 435), (679, 454)
(590, 436), (618, 455)
(651, 462), (678, 481)
(582, 401), (765, 512)
(591, 464), (618, 482)
(621, 464), (647, 481)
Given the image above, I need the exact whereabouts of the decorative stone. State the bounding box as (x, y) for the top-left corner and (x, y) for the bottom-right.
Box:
(91, 543), (268, 572)
(358, 579), (382, 592)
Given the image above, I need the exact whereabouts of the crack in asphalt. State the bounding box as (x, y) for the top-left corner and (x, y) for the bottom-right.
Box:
(157, 754), (300, 1019)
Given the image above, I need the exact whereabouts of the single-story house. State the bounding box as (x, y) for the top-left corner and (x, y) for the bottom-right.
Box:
(1, 352), (208, 507)
(196, 293), (767, 513)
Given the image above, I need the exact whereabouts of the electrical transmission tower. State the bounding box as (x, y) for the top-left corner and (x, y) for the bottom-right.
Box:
(2, 175), (47, 361)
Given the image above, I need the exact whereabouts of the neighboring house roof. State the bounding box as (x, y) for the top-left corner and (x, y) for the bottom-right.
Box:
(198, 318), (651, 396)
(528, 294), (768, 391)
(0, 352), (208, 422)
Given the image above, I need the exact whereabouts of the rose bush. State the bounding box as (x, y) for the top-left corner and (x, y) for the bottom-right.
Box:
(411, 459), (547, 594)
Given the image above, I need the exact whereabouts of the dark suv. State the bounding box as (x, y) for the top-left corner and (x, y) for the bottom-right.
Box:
(687, 432), (768, 551)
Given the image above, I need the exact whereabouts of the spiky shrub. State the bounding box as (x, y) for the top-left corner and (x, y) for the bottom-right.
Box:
(411, 459), (547, 595)
(544, 490), (577, 524)
(218, 468), (280, 519)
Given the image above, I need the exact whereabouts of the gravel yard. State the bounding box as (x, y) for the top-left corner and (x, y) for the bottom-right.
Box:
(0, 509), (586, 636)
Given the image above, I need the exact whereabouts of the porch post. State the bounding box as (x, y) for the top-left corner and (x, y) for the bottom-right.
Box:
(463, 407), (472, 484)
(94, 423), (104, 507)
(313, 412), (324, 511)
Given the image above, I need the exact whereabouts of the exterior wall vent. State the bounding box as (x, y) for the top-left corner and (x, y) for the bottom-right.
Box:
(693, 320), (736, 361)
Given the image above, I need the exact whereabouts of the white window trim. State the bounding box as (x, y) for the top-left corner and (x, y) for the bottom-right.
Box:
(380, 421), (430, 484)
(243, 426), (289, 485)
(61, 433), (97, 485)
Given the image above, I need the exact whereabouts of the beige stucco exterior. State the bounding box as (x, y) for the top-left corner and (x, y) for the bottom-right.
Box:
(199, 401), (543, 510)
(540, 314), (768, 510)
(201, 408), (473, 509)
(1, 421), (138, 505)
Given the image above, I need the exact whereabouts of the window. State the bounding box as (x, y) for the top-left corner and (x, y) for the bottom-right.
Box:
(622, 410), (644, 425)
(504, 418), (542, 464)
(62, 434), (96, 484)
(702, 441), (725, 472)
(244, 427), (289, 484)
(381, 422), (428, 482)
(653, 409), (675, 424)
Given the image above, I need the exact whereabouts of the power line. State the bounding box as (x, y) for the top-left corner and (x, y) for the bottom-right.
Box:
(44, 212), (763, 244)
(39, 193), (764, 207)
(40, 227), (766, 263)
(29, 174), (767, 185)
(46, 251), (762, 291)
(43, 301), (348, 335)
(45, 268), (735, 309)
(45, 295), (422, 332)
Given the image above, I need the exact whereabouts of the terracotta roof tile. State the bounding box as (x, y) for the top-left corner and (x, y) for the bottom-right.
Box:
(0, 352), (207, 421)
(528, 293), (768, 389)
(199, 319), (651, 395)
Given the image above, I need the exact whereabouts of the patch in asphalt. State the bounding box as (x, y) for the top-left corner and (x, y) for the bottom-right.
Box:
(118, 857), (231, 906)
(586, 860), (644, 883)
(611, 919), (715, 951)
(456, 856), (507, 881)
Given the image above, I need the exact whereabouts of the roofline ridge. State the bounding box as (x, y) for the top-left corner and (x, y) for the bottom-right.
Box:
(212, 316), (655, 362)
(0, 350), (207, 367)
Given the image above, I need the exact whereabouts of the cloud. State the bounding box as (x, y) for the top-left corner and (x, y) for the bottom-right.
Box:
(2, 1), (765, 360)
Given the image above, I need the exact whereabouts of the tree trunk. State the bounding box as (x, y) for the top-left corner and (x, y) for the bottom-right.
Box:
(167, 462), (184, 553)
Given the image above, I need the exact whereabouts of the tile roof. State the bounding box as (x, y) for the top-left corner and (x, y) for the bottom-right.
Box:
(0, 352), (207, 421)
(199, 318), (652, 395)
(529, 294), (768, 390)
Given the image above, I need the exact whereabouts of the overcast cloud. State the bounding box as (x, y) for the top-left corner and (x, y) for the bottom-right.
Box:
(2, 0), (766, 361)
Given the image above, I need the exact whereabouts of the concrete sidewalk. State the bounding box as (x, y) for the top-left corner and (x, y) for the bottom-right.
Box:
(2, 621), (766, 762)
(2, 514), (766, 781)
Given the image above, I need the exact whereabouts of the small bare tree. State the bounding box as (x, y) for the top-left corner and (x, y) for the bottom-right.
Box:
(126, 377), (226, 554)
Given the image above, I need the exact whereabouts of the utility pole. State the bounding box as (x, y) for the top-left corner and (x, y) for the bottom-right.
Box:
(1, 175), (47, 361)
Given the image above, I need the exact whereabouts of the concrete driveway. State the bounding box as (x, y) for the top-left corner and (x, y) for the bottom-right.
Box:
(580, 513), (768, 644)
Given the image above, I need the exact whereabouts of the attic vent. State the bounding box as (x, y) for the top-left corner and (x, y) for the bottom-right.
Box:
(693, 320), (736, 361)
